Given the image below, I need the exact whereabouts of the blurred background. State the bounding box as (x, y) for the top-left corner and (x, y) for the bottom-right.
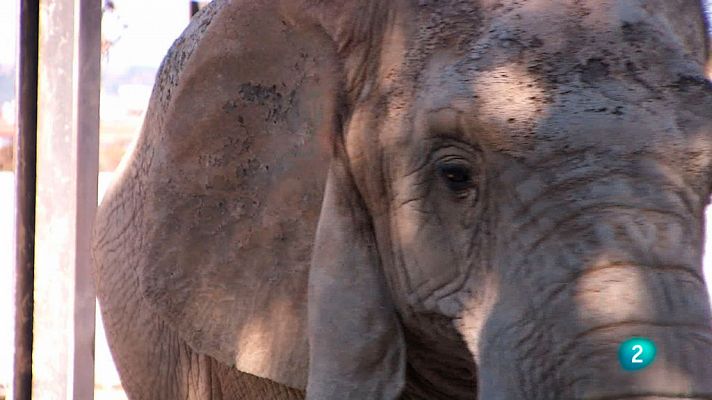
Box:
(0, 1), (711, 399)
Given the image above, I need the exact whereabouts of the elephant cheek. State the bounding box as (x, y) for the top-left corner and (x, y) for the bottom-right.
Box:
(388, 204), (470, 312)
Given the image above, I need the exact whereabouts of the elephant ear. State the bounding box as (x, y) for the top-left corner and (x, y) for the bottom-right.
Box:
(131, 0), (340, 389)
(307, 158), (406, 398)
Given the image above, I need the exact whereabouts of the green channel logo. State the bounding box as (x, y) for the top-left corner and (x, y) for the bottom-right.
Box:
(618, 337), (657, 371)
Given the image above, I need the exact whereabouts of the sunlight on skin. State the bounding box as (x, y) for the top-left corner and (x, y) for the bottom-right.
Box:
(454, 274), (501, 363)
(464, 64), (547, 154)
(573, 265), (654, 323)
(468, 65), (545, 129)
(0, 0), (711, 395)
(232, 299), (304, 382)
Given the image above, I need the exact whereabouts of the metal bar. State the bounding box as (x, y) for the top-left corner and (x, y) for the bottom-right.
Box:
(33, 0), (101, 398)
(73, 0), (101, 396)
(12, 0), (40, 398)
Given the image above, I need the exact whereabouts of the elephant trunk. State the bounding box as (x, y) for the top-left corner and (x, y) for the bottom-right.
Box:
(458, 172), (712, 399)
(543, 263), (712, 399)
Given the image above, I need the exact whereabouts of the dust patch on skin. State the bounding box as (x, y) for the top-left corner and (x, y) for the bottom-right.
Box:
(153, 0), (224, 113)
(233, 83), (295, 124)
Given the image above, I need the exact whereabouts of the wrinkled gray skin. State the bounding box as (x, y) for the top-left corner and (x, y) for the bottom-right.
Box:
(92, 0), (712, 399)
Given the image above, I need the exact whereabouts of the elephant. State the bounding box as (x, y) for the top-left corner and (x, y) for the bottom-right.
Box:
(91, 0), (712, 398)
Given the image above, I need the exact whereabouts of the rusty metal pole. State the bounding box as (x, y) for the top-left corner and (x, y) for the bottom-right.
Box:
(32, 0), (101, 398)
(13, 0), (40, 398)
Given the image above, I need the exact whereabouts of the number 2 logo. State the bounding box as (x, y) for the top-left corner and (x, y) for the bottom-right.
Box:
(631, 344), (644, 363)
(619, 337), (657, 371)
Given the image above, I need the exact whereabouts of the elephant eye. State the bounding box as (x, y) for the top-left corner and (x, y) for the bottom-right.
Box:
(437, 162), (474, 194)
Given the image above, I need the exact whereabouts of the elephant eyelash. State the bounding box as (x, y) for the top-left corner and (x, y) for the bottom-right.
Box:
(428, 135), (481, 155)
(402, 139), (482, 202)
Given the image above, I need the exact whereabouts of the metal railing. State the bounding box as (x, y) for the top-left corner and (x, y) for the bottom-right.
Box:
(13, 0), (100, 399)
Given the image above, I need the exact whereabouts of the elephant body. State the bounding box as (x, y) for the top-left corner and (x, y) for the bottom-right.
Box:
(93, 0), (712, 399)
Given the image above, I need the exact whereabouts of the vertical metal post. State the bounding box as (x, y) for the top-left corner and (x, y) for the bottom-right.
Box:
(73, 2), (101, 396)
(13, 0), (39, 399)
(33, 0), (101, 398)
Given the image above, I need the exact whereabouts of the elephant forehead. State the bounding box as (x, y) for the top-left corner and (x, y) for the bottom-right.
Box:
(388, 0), (712, 157)
(410, 50), (712, 166)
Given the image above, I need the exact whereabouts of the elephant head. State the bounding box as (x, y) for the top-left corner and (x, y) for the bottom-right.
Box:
(92, 0), (712, 398)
